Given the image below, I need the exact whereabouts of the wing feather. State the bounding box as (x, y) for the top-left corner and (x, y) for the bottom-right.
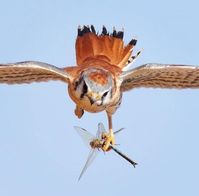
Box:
(76, 25), (135, 68)
(0, 61), (71, 84)
(120, 63), (199, 91)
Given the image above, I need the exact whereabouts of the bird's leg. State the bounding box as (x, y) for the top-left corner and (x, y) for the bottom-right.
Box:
(102, 113), (115, 151)
(74, 105), (84, 119)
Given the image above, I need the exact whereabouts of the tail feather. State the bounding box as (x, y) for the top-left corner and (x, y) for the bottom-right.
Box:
(75, 25), (137, 69)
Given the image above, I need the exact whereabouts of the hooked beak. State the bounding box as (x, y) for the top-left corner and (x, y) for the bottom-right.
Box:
(87, 92), (101, 105)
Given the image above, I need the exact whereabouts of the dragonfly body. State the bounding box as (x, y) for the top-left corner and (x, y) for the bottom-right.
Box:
(90, 139), (103, 149)
(75, 123), (137, 180)
(1, 25), (199, 153)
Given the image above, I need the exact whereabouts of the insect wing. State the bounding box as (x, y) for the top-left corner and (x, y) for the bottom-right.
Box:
(78, 148), (99, 181)
(74, 126), (95, 148)
(96, 122), (106, 138)
(75, 123), (107, 180)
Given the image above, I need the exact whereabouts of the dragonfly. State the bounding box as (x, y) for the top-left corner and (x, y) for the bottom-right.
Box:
(74, 122), (137, 180)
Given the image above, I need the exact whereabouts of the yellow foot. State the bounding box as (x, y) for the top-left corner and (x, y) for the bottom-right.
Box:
(101, 129), (115, 152)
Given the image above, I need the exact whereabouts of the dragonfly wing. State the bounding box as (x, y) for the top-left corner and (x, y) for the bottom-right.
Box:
(78, 148), (99, 181)
(97, 123), (124, 137)
(96, 122), (106, 138)
(74, 126), (95, 148)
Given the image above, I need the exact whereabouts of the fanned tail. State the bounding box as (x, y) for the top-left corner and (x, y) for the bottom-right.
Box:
(75, 25), (137, 69)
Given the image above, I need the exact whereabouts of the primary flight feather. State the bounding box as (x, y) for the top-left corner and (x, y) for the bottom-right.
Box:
(1, 25), (199, 150)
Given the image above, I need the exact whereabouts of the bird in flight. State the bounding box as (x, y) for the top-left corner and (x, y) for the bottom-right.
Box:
(1, 25), (199, 151)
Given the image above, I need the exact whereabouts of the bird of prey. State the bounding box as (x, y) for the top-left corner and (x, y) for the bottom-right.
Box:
(1, 25), (199, 151)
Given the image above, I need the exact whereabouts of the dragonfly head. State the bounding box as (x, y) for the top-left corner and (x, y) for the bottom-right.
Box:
(89, 139), (103, 149)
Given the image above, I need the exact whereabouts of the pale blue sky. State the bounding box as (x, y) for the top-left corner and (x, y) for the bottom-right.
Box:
(0, 0), (199, 195)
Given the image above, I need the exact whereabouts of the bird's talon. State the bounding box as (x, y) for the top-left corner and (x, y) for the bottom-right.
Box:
(101, 131), (115, 152)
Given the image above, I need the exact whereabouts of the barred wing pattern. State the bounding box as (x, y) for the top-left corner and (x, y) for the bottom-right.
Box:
(120, 64), (199, 91)
(0, 61), (71, 84)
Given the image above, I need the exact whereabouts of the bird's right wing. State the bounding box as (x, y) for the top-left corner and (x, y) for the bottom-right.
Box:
(0, 61), (72, 84)
(120, 63), (199, 91)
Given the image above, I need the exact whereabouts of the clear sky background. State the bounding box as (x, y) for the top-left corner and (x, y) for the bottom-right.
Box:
(0, 0), (199, 195)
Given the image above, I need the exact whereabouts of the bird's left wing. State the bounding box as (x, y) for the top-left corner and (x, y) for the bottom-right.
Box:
(120, 63), (199, 91)
(0, 61), (72, 84)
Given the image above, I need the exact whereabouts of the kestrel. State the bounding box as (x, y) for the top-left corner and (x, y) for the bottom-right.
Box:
(1, 25), (199, 151)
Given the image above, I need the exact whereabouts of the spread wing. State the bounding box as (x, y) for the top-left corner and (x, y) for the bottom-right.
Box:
(120, 63), (199, 91)
(0, 61), (72, 84)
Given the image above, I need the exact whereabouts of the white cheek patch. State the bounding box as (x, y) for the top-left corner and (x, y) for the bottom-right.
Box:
(102, 91), (111, 105)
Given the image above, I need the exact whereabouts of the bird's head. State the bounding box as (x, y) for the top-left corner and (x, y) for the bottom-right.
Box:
(74, 68), (115, 106)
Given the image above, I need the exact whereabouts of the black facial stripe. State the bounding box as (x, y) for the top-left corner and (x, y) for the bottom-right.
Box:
(102, 91), (108, 100)
(88, 97), (94, 105)
(101, 90), (111, 106)
(80, 81), (88, 99)
(74, 76), (83, 90)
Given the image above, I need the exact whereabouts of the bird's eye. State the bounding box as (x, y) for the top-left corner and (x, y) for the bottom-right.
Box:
(102, 91), (108, 99)
(80, 81), (88, 99)
(83, 82), (88, 93)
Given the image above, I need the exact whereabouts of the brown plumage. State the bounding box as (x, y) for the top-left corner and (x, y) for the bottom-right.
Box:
(0, 25), (199, 152)
(120, 64), (199, 91)
(76, 25), (136, 69)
